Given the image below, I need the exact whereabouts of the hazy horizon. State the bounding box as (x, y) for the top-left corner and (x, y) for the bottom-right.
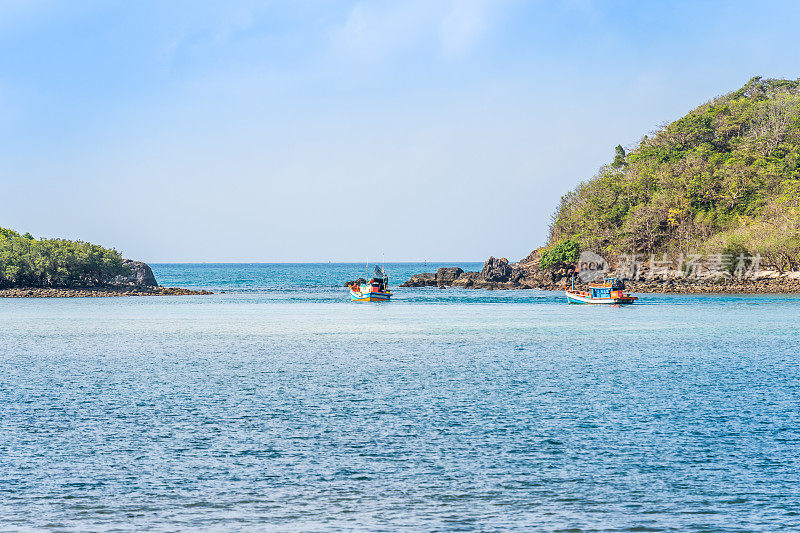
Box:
(146, 260), (486, 265)
(3, 1), (800, 262)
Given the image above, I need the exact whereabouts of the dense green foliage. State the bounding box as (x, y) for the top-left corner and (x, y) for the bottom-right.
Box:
(0, 228), (128, 288)
(539, 238), (580, 269)
(548, 77), (800, 271)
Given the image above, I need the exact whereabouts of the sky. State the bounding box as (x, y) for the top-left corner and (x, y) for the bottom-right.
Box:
(1, 0), (800, 262)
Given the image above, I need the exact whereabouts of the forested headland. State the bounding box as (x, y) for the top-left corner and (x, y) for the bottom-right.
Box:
(0, 227), (128, 288)
(546, 76), (800, 272)
(401, 77), (800, 293)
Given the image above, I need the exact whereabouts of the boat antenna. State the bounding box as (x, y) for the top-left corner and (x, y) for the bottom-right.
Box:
(572, 264), (579, 290)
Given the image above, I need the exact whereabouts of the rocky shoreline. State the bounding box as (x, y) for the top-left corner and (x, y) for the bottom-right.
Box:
(0, 286), (213, 298)
(401, 256), (800, 294)
(0, 259), (212, 297)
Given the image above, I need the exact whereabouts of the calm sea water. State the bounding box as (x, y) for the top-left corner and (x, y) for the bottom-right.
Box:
(2, 263), (800, 531)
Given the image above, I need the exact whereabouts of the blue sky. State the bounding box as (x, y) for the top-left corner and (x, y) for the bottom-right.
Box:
(2, 0), (799, 262)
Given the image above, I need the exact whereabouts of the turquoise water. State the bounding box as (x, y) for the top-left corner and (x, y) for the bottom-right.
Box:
(2, 263), (800, 531)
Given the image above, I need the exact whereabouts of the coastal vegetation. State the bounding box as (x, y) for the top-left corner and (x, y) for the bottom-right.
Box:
(547, 77), (800, 271)
(538, 238), (580, 269)
(0, 227), (128, 288)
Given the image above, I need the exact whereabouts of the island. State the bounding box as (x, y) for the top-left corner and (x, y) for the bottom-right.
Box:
(0, 227), (211, 297)
(403, 77), (800, 294)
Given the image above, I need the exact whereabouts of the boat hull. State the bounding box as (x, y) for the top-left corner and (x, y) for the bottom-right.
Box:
(565, 290), (636, 305)
(350, 288), (392, 302)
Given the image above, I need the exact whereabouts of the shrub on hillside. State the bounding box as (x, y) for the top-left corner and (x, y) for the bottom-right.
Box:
(539, 239), (580, 270)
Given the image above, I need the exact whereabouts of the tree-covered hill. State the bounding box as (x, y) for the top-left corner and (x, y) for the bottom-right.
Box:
(0, 228), (128, 288)
(548, 77), (800, 271)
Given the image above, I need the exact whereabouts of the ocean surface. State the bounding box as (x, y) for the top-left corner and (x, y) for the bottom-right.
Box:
(2, 263), (800, 531)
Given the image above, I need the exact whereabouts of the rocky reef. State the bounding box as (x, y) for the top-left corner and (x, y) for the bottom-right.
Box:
(1, 258), (212, 298)
(401, 256), (574, 290)
(0, 286), (212, 298)
(111, 259), (158, 287)
(401, 253), (800, 294)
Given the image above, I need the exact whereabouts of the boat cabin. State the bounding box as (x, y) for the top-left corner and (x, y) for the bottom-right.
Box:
(369, 277), (387, 292)
(566, 275), (636, 305)
(367, 265), (389, 293)
(588, 277), (626, 299)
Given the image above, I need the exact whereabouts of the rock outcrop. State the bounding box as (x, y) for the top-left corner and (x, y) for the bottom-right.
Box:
(400, 253), (800, 294)
(400, 272), (436, 287)
(0, 286), (212, 298)
(435, 267), (464, 285)
(481, 257), (512, 282)
(0, 255), (214, 296)
(400, 253), (572, 290)
(344, 278), (367, 288)
(400, 267), (464, 288)
(112, 259), (158, 287)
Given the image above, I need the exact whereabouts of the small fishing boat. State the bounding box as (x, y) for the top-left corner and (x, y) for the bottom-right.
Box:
(350, 266), (392, 302)
(565, 276), (637, 305)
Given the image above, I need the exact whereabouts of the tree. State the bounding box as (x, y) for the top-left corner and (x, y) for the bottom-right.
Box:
(0, 227), (128, 288)
(612, 145), (627, 168)
(545, 77), (800, 269)
(539, 239), (580, 269)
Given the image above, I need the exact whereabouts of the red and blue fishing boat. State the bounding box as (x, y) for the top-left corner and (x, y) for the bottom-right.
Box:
(565, 276), (637, 305)
(350, 266), (392, 302)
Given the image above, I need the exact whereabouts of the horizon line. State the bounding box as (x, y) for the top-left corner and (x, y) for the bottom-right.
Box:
(146, 260), (488, 265)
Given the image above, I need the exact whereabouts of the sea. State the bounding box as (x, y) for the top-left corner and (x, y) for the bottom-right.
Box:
(2, 263), (799, 531)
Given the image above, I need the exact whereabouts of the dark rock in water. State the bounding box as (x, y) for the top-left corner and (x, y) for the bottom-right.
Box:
(401, 255), (532, 290)
(400, 267), (465, 287)
(401, 267), (466, 288)
(481, 256), (512, 282)
(344, 278), (367, 288)
(112, 259), (158, 287)
(398, 248), (800, 294)
(400, 273), (436, 287)
(452, 272), (477, 288)
(436, 267), (464, 284)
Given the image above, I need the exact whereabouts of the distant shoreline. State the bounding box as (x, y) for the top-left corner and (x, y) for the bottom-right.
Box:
(401, 258), (800, 295)
(0, 286), (212, 298)
(406, 278), (800, 295)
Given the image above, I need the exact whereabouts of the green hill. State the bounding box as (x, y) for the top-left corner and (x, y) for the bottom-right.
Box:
(547, 76), (800, 272)
(0, 228), (128, 288)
